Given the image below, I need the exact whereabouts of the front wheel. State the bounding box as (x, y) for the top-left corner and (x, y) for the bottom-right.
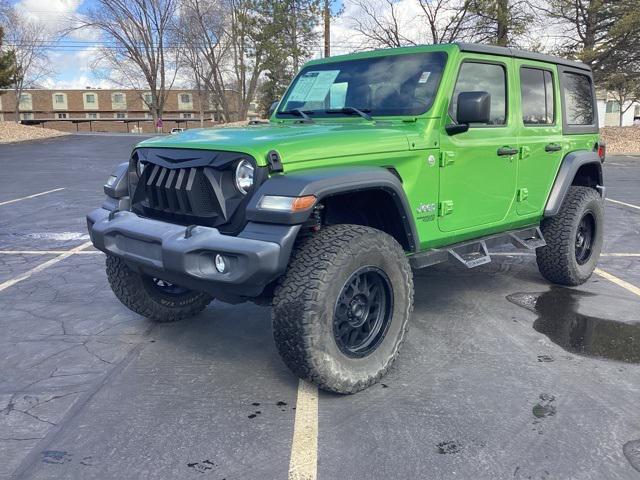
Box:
(536, 186), (604, 286)
(106, 255), (213, 322)
(272, 225), (414, 394)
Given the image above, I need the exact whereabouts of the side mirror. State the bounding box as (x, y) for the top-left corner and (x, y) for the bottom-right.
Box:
(446, 91), (491, 135)
(268, 100), (279, 118)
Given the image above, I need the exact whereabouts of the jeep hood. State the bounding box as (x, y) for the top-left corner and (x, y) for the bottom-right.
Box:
(137, 122), (423, 167)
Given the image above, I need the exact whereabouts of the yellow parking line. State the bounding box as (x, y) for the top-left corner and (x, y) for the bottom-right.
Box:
(595, 268), (640, 297)
(0, 241), (92, 293)
(288, 380), (318, 480)
(0, 187), (65, 206)
(606, 198), (640, 211)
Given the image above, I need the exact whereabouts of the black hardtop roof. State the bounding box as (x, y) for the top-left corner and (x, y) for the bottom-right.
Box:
(455, 43), (591, 72)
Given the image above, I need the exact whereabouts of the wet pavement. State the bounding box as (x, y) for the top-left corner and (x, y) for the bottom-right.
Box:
(1, 135), (639, 479)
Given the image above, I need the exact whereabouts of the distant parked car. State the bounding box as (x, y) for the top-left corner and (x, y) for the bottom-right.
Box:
(170, 128), (184, 134)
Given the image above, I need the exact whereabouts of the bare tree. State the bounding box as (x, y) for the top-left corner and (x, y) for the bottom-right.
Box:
(417, 0), (473, 44)
(3, 11), (52, 122)
(348, 0), (421, 49)
(75, 0), (181, 123)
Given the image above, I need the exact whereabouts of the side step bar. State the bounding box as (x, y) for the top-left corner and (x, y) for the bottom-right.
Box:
(409, 226), (546, 270)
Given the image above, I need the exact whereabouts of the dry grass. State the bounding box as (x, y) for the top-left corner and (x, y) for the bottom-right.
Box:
(600, 126), (640, 155)
(0, 121), (69, 144)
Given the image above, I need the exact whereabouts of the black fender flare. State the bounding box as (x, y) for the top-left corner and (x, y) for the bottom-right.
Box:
(246, 166), (419, 252)
(544, 151), (604, 217)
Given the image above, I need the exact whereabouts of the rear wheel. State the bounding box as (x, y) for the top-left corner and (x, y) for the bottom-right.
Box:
(536, 186), (603, 286)
(272, 224), (414, 394)
(106, 255), (213, 322)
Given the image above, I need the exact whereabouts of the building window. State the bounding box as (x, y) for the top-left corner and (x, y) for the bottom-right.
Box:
(83, 92), (99, 110)
(56, 113), (67, 119)
(52, 92), (68, 110)
(111, 92), (126, 110)
(86, 112), (99, 119)
(181, 112), (193, 119)
(19, 93), (33, 111)
(606, 100), (620, 113)
(635, 105), (640, 117)
(20, 112), (34, 120)
(143, 93), (153, 107)
(180, 93), (191, 104)
(115, 112), (127, 119)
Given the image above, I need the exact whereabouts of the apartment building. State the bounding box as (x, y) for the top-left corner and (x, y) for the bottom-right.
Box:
(0, 88), (261, 133)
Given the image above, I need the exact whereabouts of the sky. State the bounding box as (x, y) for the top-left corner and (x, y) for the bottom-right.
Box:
(9, 0), (442, 89)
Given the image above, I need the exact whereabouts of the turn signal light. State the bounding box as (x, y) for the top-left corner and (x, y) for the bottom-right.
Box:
(258, 195), (317, 212)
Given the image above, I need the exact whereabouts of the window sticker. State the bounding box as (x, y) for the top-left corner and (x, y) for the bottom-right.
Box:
(288, 70), (340, 102)
(418, 71), (431, 84)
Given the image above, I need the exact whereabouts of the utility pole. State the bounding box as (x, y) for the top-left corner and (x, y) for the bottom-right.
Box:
(323, 0), (330, 58)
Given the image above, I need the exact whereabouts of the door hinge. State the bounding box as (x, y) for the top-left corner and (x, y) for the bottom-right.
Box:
(517, 188), (529, 202)
(438, 200), (454, 216)
(439, 151), (455, 167)
(520, 146), (531, 160)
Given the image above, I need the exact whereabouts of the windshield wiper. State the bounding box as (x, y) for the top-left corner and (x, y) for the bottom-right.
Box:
(325, 107), (373, 121)
(279, 108), (314, 123)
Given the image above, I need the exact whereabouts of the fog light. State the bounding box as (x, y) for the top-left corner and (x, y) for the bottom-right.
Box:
(214, 254), (227, 273)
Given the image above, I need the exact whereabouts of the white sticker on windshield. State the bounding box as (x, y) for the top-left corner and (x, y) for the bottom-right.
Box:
(418, 71), (431, 84)
(288, 70), (340, 103)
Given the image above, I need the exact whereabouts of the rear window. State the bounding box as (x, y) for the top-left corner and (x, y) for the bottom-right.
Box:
(562, 71), (594, 126)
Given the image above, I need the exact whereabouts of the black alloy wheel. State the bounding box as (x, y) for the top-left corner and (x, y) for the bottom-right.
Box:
(575, 212), (595, 265)
(333, 266), (394, 358)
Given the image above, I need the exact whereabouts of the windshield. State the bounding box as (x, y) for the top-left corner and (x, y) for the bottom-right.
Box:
(277, 51), (447, 118)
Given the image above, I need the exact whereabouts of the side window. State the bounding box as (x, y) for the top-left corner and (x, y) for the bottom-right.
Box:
(562, 72), (594, 125)
(520, 68), (555, 125)
(451, 62), (507, 126)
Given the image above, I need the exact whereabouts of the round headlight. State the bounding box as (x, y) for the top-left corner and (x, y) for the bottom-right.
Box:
(235, 159), (255, 194)
(136, 159), (146, 177)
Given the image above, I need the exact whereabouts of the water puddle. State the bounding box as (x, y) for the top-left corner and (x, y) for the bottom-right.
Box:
(507, 287), (640, 363)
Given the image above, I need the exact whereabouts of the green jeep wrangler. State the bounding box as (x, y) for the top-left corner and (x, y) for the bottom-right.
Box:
(87, 43), (605, 393)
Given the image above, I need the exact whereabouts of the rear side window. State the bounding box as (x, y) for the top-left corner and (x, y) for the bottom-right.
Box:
(520, 68), (554, 125)
(451, 62), (507, 126)
(562, 71), (594, 126)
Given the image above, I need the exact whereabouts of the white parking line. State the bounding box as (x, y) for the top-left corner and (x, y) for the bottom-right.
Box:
(0, 241), (92, 293)
(491, 252), (640, 258)
(595, 268), (640, 297)
(0, 188), (65, 207)
(606, 198), (640, 211)
(0, 250), (100, 255)
(288, 380), (318, 480)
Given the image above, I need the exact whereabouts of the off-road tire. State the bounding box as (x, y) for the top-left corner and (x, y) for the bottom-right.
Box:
(272, 224), (414, 394)
(536, 186), (603, 286)
(106, 255), (213, 322)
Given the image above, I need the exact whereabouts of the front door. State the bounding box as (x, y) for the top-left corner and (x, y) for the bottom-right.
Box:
(438, 58), (518, 233)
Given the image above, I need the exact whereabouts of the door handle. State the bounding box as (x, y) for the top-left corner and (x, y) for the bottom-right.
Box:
(497, 147), (519, 156)
(545, 143), (562, 152)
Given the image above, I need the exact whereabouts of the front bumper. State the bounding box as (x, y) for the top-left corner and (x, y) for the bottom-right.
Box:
(87, 208), (298, 299)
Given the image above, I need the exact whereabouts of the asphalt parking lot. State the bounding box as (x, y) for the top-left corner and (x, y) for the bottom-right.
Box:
(1, 135), (640, 480)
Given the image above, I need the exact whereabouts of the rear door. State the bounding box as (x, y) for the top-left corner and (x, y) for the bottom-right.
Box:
(438, 56), (518, 233)
(514, 60), (564, 216)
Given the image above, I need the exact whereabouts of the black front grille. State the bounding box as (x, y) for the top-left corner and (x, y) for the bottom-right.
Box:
(129, 148), (262, 232)
(139, 164), (223, 221)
